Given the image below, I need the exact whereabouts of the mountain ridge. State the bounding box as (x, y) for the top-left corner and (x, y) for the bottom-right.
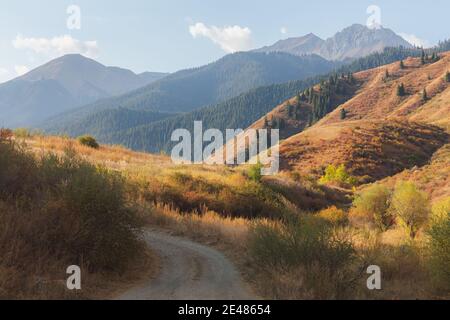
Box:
(255, 24), (413, 60)
(0, 54), (169, 127)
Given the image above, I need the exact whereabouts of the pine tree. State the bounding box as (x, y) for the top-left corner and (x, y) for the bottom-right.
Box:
(446, 71), (450, 83)
(421, 49), (425, 65)
(384, 69), (390, 82)
(397, 83), (406, 96)
(263, 116), (269, 128)
(287, 104), (293, 118)
(422, 88), (428, 101)
(400, 60), (405, 69)
(340, 108), (347, 120)
(431, 52), (438, 62)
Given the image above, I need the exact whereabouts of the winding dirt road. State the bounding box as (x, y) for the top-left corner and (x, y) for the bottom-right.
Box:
(117, 229), (256, 300)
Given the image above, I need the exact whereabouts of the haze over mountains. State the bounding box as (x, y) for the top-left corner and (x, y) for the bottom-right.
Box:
(0, 54), (168, 127)
(255, 24), (413, 60)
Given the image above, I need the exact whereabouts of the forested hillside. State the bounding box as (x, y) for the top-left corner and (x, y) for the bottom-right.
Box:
(41, 52), (336, 131)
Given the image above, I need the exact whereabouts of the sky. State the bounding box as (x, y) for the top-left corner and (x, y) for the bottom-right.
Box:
(0, 0), (449, 83)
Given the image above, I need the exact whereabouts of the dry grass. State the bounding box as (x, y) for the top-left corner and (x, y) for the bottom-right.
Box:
(318, 52), (450, 126)
(377, 144), (450, 203)
(0, 137), (149, 299)
(280, 120), (448, 183)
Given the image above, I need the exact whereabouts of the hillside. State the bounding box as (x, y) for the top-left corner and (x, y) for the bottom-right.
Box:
(280, 120), (448, 182)
(249, 74), (360, 139)
(0, 54), (167, 128)
(317, 52), (450, 128)
(84, 78), (323, 153)
(377, 143), (450, 202)
(255, 24), (413, 60)
(276, 52), (450, 182)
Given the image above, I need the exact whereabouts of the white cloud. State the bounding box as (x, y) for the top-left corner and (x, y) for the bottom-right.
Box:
(189, 22), (253, 53)
(15, 65), (30, 76)
(0, 67), (8, 76)
(399, 33), (431, 48)
(13, 34), (99, 58)
(280, 27), (288, 35)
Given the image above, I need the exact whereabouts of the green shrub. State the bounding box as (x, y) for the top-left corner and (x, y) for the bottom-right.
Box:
(13, 128), (31, 138)
(248, 162), (263, 182)
(0, 142), (142, 276)
(353, 184), (394, 231)
(77, 135), (100, 149)
(427, 197), (450, 292)
(318, 206), (348, 226)
(389, 181), (430, 239)
(59, 159), (142, 272)
(319, 164), (357, 187)
(249, 215), (360, 299)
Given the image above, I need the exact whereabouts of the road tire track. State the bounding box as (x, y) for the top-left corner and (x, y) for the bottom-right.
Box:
(116, 229), (256, 300)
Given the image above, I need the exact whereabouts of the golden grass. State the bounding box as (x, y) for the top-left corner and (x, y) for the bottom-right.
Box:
(280, 120), (448, 183)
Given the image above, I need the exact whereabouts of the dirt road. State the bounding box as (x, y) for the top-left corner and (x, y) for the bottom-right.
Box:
(116, 229), (256, 300)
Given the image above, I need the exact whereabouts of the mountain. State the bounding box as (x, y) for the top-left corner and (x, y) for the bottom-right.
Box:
(43, 52), (337, 119)
(41, 52), (338, 136)
(47, 46), (425, 153)
(255, 24), (413, 61)
(0, 54), (168, 128)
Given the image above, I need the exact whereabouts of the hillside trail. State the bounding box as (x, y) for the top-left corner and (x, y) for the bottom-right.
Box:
(116, 229), (257, 300)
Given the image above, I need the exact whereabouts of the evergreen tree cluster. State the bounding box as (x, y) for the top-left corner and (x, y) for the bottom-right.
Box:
(421, 48), (441, 64)
(299, 73), (355, 124)
(397, 83), (406, 97)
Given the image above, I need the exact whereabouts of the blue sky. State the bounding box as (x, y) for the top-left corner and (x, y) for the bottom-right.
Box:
(0, 0), (449, 82)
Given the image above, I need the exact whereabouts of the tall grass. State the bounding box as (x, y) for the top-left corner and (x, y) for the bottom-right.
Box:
(248, 214), (363, 299)
(0, 137), (144, 298)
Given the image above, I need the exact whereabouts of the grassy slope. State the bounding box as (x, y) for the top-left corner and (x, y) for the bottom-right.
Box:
(275, 53), (450, 186)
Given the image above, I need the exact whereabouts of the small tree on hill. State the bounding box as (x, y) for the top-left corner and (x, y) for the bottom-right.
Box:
(78, 135), (100, 149)
(421, 49), (426, 65)
(431, 52), (439, 62)
(446, 71), (450, 83)
(263, 116), (269, 128)
(340, 108), (347, 120)
(397, 83), (406, 97)
(422, 88), (428, 101)
(400, 60), (405, 69)
(353, 184), (394, 231)
(389, 182), (430, 239)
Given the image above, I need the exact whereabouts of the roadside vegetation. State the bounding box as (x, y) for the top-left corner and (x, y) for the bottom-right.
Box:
(0, 129), (147, 299)
(1, 131), (448, 300)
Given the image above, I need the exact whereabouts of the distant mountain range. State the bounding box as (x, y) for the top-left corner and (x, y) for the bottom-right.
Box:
(2, 23), (435, 152)
(0, 54), (168, 127)
(40, 52), (337, 133)
(255, 24), (413, 60)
